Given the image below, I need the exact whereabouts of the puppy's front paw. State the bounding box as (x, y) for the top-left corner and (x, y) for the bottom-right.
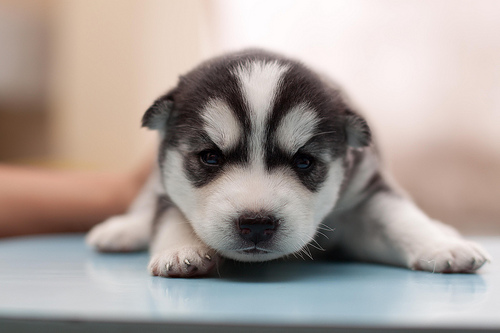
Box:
(148, 247), (220, 278)
(410, 239), (491, 273)
(86, 215), (150, 252)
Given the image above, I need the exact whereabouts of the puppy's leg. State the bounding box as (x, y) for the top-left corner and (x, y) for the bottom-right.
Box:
(86, 167), (162, 252)
(148, 207), (220, 278)
(335, 191), (491, 273)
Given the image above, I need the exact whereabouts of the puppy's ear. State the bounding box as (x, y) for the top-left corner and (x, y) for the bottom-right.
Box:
(142, 95), (174, 130)
(344, 110), (371, 148)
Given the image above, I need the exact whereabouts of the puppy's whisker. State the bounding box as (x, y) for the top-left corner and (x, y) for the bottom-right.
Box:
(318, 224), (335, 232)
(309, 239), (325, 251)
(316, 231), (329, 240)
(298, 237), (314, 260)
(301, 247), (314, 260)
(290, 241), (306, 260)
(295, 249), (305, 260)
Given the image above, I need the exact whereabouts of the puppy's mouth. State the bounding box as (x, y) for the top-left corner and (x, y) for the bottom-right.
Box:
(220, 243), (285, 262)
(237, 246), (274, 255)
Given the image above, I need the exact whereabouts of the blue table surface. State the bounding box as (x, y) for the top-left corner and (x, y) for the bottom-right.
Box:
(0, 235), (499, 330)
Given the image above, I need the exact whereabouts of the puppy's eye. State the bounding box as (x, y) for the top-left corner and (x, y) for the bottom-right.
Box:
(200, 150), (223, 166)
(294, 154), (314, 170)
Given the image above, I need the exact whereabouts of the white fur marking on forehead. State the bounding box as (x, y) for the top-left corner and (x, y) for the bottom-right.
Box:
(234, 60), (290, 159)
(201, 98), (241, 151)
(276, 103), (320, 153)
(234, 60), (289, 119)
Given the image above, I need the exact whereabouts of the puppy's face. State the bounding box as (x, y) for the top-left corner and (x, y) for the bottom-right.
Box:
(143, 51), (370, 262)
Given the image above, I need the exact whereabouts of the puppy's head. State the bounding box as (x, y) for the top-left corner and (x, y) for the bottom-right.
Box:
(143, 50), (370, 261)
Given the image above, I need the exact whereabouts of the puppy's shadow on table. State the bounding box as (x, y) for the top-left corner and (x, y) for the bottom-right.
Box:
(216, 258), (346, 283)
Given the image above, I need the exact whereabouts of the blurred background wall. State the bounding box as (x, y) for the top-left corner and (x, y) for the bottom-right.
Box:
(0, 0), (499, 234)
(0, 0), (207, 170)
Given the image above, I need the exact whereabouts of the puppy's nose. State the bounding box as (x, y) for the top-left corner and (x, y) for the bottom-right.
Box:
(238, 214), (277, 245)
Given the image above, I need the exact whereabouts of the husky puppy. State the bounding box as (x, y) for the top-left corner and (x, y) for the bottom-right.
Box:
(87, 50), (490, 277)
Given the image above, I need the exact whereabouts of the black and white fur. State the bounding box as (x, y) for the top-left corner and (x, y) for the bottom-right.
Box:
(87, 50), (490, 277)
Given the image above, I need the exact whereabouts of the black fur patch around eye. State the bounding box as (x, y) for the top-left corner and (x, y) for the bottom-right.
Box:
(263, 59), (348, 192)
(265, 145), (330, 192)
(184, 152), (223, 188)
(181, 133), (250, 188)
(296, 157), (329, 192)
(184, 151), (252, 188)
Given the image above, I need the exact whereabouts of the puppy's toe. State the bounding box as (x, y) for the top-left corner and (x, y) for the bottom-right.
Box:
(148, 247), (220, 278)
(411, 239), (491, 273)
(86, 215), (150, 252)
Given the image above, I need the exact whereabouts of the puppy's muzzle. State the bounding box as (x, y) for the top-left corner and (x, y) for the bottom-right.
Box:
(237, 213), (277, 245)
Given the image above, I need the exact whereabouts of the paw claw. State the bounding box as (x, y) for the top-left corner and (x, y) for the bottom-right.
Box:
(148, 247), (219, 278)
